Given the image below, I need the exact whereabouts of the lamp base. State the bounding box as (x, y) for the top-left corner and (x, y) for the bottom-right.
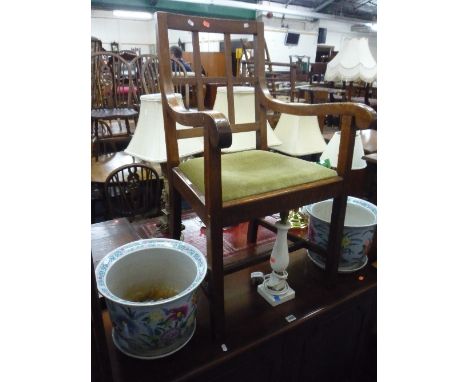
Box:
(288, 209), (308, 229)
(257, 283), (295, 307)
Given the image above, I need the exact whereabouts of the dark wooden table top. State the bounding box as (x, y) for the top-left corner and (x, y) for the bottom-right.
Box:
(297, 85), (346, 94)
(92, 218), (377, 382)
(363, 152), (377, 164)
(91, 151), (161, 183)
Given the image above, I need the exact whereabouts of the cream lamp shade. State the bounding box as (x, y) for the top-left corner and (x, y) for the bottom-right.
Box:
(324, 37), (377, 83)
(125, 93), (203, 163)
(213, 86), (282, 153)
(319, 131), (367, 170)
(273, 114), (327, 156)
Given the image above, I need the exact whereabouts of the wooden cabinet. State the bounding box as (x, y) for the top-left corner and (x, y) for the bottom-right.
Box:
(182, 52), (226, 77)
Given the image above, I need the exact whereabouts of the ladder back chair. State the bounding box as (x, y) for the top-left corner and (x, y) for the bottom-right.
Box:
(129, 53), (159, 110)
(156, 12), (376, 340)
(240, 38), (296, 101)
(91, 52), (139, 159)
(140, 56), (191, 108)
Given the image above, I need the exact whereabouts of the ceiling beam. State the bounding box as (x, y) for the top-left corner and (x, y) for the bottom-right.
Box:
(315, 0), (337, 12)
(353, 0), (373, 11)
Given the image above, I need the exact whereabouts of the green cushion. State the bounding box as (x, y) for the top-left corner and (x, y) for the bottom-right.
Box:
(178, 150), (337, 202)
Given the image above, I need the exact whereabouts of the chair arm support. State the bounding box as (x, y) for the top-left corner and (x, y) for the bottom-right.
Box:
(258, 87), (377, 129)
(164, 93), (232, 150)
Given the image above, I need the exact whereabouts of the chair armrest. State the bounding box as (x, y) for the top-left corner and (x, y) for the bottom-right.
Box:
(258, 87), (376, 129)
(164, 93), (232, 150)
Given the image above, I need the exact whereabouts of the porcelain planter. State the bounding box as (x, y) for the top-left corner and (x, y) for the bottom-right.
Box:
(95, 238), (207, 359)
(304, 197), (377, 273)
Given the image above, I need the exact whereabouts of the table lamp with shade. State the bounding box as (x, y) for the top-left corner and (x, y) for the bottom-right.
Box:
(324, 37), (377, 84)
(273, 113), (327, 228)
(320, 131), (367, 170)
(212, 86), (282, 152)
(125, 93), (203, 163)
(324, 37), (376, 103)
(321, 36), (372, 174)
(125, 93), (204, 228)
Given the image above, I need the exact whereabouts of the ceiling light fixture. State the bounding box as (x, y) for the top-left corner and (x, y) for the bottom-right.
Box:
(113, 10), (153, 20)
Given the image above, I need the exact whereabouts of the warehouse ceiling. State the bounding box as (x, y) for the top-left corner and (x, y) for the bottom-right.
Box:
(251, 0), (377, 22)
(92, 0), (377, 22)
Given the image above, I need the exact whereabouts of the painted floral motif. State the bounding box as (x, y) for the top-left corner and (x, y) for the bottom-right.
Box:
(109, 298), (197, 354)
(164, 305), (188, 321)
(306, 198), (377, 264)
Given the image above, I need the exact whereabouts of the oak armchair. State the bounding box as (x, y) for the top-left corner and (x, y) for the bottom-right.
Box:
(156, 12), (376, 340)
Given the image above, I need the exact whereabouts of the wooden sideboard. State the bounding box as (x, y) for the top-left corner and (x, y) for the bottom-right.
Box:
(92, 218), (377, 382)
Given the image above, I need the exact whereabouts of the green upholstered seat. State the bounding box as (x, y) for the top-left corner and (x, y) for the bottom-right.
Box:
(178, 150), (337, 202)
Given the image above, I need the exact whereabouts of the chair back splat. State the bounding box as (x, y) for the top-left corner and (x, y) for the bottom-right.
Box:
(104, 163), (161, 221)
(156, 12), (377, 341)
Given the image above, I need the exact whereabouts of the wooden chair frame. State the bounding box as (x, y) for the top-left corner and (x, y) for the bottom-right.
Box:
(91, 51), (138, 159)
(156, 12), (376, 340)
(240, 38), (297, 101)
(129, 53), (159, 108)
(104, 163), (162, 221)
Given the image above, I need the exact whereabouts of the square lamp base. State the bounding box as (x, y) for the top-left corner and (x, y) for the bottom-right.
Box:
(257, 284), (295, 306)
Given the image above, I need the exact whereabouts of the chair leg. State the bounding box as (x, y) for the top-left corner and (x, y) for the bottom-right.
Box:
(124, 118), (131, 136)
(205, 217), (225, 341)
(169, 185), (182, 240)
(246, 219), (259, 244)
(93, 119), (100, 161)
(324, 195), (348, 286)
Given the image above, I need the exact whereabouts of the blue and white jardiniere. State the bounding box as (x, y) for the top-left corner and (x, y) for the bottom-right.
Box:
(304, 197), (377, 272)
(95, 238), (207, 359)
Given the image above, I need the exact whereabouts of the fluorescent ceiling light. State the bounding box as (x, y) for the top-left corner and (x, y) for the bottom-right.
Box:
(113, 10), (153, 20)
(169, 0), (371, 23)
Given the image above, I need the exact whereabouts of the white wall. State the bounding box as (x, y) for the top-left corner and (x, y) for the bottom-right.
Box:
(91, 10), (156, 54)
(318, 19), (377, 61)
(260, 14), (318, 65)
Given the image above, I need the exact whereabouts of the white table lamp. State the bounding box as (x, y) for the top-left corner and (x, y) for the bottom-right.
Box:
(320, 131), (367, 170)
(125, 93), (204, 163)
(324, 37), (377, 83)
(273, 114), (327, 156)
(213, 86), (281, 153)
